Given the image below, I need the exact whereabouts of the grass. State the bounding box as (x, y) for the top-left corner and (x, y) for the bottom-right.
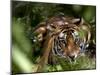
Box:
(42, 54), (96, 72)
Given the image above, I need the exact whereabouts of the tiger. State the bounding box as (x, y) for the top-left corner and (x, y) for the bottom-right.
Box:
(31, 15), (91, 72)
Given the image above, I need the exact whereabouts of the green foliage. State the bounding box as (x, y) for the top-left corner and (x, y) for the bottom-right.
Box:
(12, 1), (96, 74)
(12, 18), (34, 74)
(57, 55), (95, 71)
(38, 55), (95, 72)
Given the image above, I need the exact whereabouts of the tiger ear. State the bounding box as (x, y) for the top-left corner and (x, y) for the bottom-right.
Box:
(72, 18), (84, 25)
(33, 22), (47, 34)
(31, 22), (47, 42)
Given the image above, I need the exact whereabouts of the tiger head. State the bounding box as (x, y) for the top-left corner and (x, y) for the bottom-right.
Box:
(58, 29), (80, 61)
(32, 15), (91, 63)
(46, 16), (91, 61)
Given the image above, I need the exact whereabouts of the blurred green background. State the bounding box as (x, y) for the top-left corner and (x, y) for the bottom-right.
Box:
(12, 1), (96, 74)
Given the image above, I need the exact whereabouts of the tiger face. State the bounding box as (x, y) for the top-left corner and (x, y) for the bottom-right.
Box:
(46, 16), (91, 61)
(57, 30), (80, 61)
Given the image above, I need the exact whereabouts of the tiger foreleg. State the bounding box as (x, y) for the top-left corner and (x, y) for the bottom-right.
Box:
(36, 35), (55, 72)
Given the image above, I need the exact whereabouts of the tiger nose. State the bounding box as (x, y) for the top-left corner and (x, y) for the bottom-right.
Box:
(68, 54), (77, 61)
(69, 55), (75, 61)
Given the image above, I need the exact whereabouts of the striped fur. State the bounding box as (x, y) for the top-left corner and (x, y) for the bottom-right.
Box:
(31, 16), (91, 72)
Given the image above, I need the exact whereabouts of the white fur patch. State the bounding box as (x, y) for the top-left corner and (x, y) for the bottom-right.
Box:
(59, 32), (64, 38)
(74, 31), (78, 36)
(47, 25), (52, 30)
(65, 22), (68, 25)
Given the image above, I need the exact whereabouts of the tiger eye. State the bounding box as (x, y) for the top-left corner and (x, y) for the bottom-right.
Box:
(63, 30), (67, 33)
